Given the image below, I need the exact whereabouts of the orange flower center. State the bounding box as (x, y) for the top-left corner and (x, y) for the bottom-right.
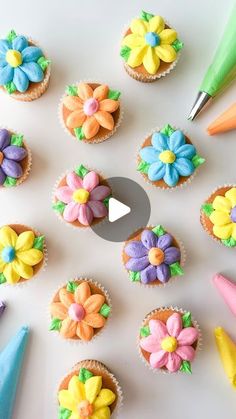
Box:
(0, 151), (3, 165)
(68, 303), (85, 321)
(78, 400), (94, 417)
(148, 247), (165, 266)
(83, 98), (99, 116)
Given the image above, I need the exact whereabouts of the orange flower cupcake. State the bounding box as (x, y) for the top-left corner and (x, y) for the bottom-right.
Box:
(60, 82), (122, 144)
(49, 278), (111, 342)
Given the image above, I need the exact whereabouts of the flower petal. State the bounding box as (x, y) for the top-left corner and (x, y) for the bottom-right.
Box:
(156, 263), (171, 283)
(3, 145), (27, 161)
(209, 210), (231, 227)
(59, 288), (74, 308)
(149, 319), (168, 340)
(166, 313), (182, 338)
(84, 313), (106, 328)
(166, 352), (182, 372)
(212, 196), (232, 213)
(213, 224), (233, 240)
(13, 67), (29, 92)
(85, 376), (102, 404)
(140, 335), (160, 353)
(21, 46), (43, 63)
(66, 110), (86, 128)
(149, 350), (168, 369)
(11, 257), (34, 280)
(60, 318), (77, 339)
(0, 258), (6, 272)
(141, 230), (158, 249)
(177, 327), (199, 346)
(93, 84), (109, 101)
(12, 35), (28, 52)
(55, 186), (73, 204)
(0, 226), (17, 247)
(17, 248), (43, 266)
(1, 158), (22, 178)
(127, 45), (147, 68)
(50, 302), (68, 320)
(76, 321), (94, 341)
(63, 95), (83, 111)
(15, 231), (34, 251)
(0, 129), (10, 150)
(87, 201), (107, 218)
(225, 188), (236, 208)
(155, 45), (177, 62)
(176, 345), (196, 361)
(78, 204), (93, 226)
(122, 33), (145, 48)
(160, 29), (177, 45)
(63, 202), (80, 222)
(58, 389), (77, 411)
(141, 265), (157, 284)
(0, 64), (14, 85)
(68, 375), (85, 403)
(124, 241), (148, 258)
(0, 167), (6, 185)
(175, 144), (196, 159)
(125, 256), (149, 271)
(168, 130), (185, 152)
(91, 407), (111, 419)
(99, 99), (119, 112)
(139, 146), (158, 164)
(77, 82), (93, 100)
(164, 247), (181, 265)
(130, 18), (148, 35)
(90, 186), (110, 201)
(3, 263), (20, 284)
(157, 233), (173, 251)
(173, 158), (195, 177)
(232, 225), (236, 240)
(66, 172), (83, 190)
(83, 171), (99, 192)
(163, 164), (179, 187)
(143, 46), (160, 74)
(148, 15), (165, 33)
(151, 132), (169, 151)
(0, 58), (7, 68)
(148, 161), (165, 182)
(84, 294), (105, 314)
(93, 389), (116, 410)
(0, 40), (10, 55)
(94, 111), (114, 130)
(20, 62), (43, 82)
(82, 115), (100, 139)
(74, 281), (91, 304)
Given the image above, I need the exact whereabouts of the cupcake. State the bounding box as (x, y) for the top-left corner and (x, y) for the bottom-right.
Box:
(139, 307), (200, 373)
(49, 278), (111, 341)
(120, 10), (183, 82)
(60, 82), (121, 143)
(201, 185), (236, 248)
(137, 124), (205, 189)
(122, 224), (184, 286)
(0, 29), (51, 101)
(0, 224), (45, 285)
(0, 128), (31, 187)
(52, 164), (111, 228)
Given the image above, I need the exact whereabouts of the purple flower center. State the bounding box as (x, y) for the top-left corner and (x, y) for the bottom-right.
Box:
(68, 303), (85, 321)
(231, 206), (236, 223)
(83, 98), (99, 116)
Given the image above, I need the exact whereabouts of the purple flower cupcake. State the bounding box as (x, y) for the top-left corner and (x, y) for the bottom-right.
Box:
(0, 128), (31, 187)
(122, 225), (185, 286)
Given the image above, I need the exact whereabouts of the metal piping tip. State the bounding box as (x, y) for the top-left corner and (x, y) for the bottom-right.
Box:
(188, 91), (212, 121)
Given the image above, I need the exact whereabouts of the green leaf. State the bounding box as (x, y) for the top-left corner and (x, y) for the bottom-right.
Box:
(0, 273), (7, 284)
(182, 312), (192, 328)
(78, 368), (94, 383)
(4, 81), (16, 94)
(180, 360), (192, 374)
(222, 237), (236, 248)
(170, 262), (184, 276)
(99, 303), (111, 318)
(140, 10), (154, 22)
(10, 134), (23, 146)
(52, 201), (66, 214)
(201, 203), (214, 217)
(37, 56), (51, 71)
(66, 85), (78, 96)
(137, 160), (150, 174)
(192, 154), (205, 168)
(108, 89), (121, 100)
(129, 271), (141, 282)
(3, 177), (17, 187)
(58, 407), (72, 419)
(49, 318), (62, 331)
(7, 30), (17, 42)
(160, 124), (175, 137)
(120, 45), (131, 61)
(172, 39), (184, 52)
(74, 164), (89, 178)
(66, 281), (78, 293)
(74, 127), (85, 141)
(152, 225), (165, 237)
(33, 235), (45, 251)
(103, 195), (111, 208)
(140, 325), (151, 337)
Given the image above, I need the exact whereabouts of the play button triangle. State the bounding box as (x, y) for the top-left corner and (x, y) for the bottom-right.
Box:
(108, 197), (131, 222)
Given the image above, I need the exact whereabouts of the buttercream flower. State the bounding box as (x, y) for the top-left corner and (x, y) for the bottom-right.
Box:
(0, 226), (44, 284)
(63, 83), (120, 140)
(140, 312), (199, 372)
(58, 373), (116, 419)
(209, 188), (236, 240)
(125, 229), (181, 284)
(50, 281), (108, 341)
(0, 129), (27, 185)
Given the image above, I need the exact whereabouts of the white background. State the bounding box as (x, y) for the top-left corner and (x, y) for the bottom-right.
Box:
(1, 0), (236, 418)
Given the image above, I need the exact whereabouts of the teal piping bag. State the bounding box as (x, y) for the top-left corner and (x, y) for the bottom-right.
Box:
(188, 2), (236, 120)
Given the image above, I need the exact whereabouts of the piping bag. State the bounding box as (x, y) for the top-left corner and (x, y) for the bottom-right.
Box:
(188, 2), (236, 120)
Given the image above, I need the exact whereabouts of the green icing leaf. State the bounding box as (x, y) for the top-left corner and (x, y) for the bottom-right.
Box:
(160, 124), (175, 137)
(137, 160), (150, 174)
(99, 303), (111, 318)
(201, 203), (214, 217)
(140, 325), (151, 337)
(49, 318), (62, 331)
(4, 81), (16, 94)
(129, 271), (141, 282)
(66, 85), (78, 96)
(74, 127), (85, 141)
(74, 164), (89, 178)
(58, 407), (72, 419)
(3, 177), (17, 187)
(33, 235), (45, 251)
(79, 368), (94, 383)
(7, 30), (17, 42)
(37, 56), (51, 71)
(0, 273), (7, 284)
(140, 10), (154, 22)
(182, 312), (192, 328)
(192, 154), (205, 168)
(172, 39), (184, 52)
(120, 45), (131, 61)
(52, 201), (66, 214)
(222, 237), (236, 247)
(108, 89), (121, 100)
(103, 195), (111, 208)
(180, 360), (192, 374)
(66, 281), (79, 293)
(170, 262), (184, 276)
(10, 134), (23, 146)
(152, 225), (165, 237)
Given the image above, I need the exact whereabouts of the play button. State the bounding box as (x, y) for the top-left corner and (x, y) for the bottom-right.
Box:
(91, 177), (151, 242)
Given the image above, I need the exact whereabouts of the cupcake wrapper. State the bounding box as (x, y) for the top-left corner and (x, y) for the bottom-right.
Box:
(122, 225), (186, 288)
(48, 277), (112, 345)
(58, 79), (123, 144)
(137, 306), (202, 374)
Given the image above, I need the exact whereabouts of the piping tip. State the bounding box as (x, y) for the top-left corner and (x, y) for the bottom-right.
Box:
(188, 91), (212, 121)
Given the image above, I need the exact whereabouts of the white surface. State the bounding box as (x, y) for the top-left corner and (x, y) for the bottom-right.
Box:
(0, 0), (236, 418)
(108, 198), (131, 222)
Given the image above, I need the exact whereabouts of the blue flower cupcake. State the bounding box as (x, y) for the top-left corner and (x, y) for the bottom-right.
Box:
(0, 30), (51, 101)
(137, 124), (205, 189)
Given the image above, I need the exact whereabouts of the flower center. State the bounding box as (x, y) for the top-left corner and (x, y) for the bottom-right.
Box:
(230, 206), (236, 223)
(83, 98), (99, 116)
(68, 303), (85, 321)
(159, 150), (176, 164)
(0, 151), (3, 165)
(78, 400), (94, 417)
(73, 188), (90, 204)
(1, 246), (16, 263)
(6, 49), (22, 68)
(161, 336), (178, 353)
(145, 32), (160, 47)
(148, 247), (164, 266)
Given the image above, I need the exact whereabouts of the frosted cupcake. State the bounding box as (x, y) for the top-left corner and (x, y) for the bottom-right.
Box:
(60, 82), (121, 143)
(137, 124), (205, 189)
(120, 11), (183, 82)
(0, 30), (50, 101)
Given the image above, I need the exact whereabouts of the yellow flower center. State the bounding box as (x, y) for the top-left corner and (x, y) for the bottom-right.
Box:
(6, 49), (22, 67)
(148, 247), (164, 266)
(78, 400), (93, 417)
(159, 150), (176, 164)
(72, 188), (89, 204)
(161, 336), (178, 352)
